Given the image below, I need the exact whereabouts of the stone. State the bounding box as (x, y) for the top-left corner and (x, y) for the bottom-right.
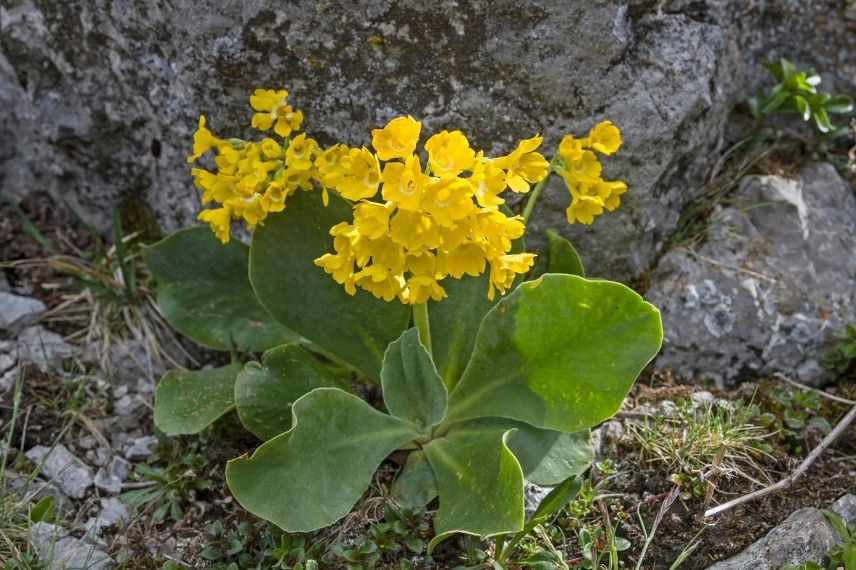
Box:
(124, 435), (157, 461)
(523, 482), (553, 519)
(1, 2), (854, 280)
(84, 498), (130, 538)
(15, 326), (75, 372)
(0, 292), (45, 332)
(647, 163), (856, 387)
(94, 456), (130, 495)
(707, 494), (856, 570)
(30, 522), (115, 570)
(26, 444), (93, 499)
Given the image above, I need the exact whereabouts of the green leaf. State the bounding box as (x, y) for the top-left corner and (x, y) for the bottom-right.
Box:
(249, 191), (410, 381)
(546, 229), (585, 277)
(823, 509), (850, 541)
(793, 96), (811, 122)
(143, 227), (297, 352)
(509, 428), (593, 486)
(529, 476), (581, 526)
(226, 388), (418, 532)
(381, 328), (447, 430)
(154, 363), (242, 435)
(760, 89), (789, 115)
(29, 496), (55, 523)
(824, 95), (854, 114)
(424, 427), (524, 551)
(747, 96), (762, 121)
(812, 106), (833, 133)
(235, 344), (339, 440)
(779, 58), (797, 83)
(444, 274), (662, 433)
(391, 450), (438, 510)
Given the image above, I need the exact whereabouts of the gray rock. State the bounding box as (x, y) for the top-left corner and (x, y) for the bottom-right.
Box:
(647, 163), (856, 387)
(94, 456), (130, 495)
(0, 292), (45, 332)
(15, 326), (75, 372)
(84, 498), (130, 538)
(26, 444), (93, 499)
(124, 435), (157, 461)
(523, 482), (553, 519)
(1, 1), (854, 280)
(30, 522), (115, 570)
(707, 494), (856, 570)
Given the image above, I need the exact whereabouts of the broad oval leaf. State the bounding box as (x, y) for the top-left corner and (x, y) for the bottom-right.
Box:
(143, 227), (296, 352)
(381, 328), (447, 431)
(235, 344), (339, 440)
(154, 363), (242, 435)
(424, 427), (524, 552)
(226, 388), (418, 532)
(444, 274), (662, 433)
(249, 191), (410, 381)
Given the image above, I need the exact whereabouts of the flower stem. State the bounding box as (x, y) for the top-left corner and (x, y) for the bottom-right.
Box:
(521, 154), (560, 225)
(412, 302), (432, 355)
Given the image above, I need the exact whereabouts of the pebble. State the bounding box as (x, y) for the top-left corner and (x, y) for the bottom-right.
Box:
(124, 435), (158, 461)
(26, 444), (94, 499)
(0, 292), (46, 332)
(16, 326), (75, 372)
(94, 457), (130, 495)
(30, 522), (115, 570)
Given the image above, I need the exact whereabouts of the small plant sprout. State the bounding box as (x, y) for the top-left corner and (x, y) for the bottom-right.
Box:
(145, 85), (664, 548)
(747, 58), (853, 138)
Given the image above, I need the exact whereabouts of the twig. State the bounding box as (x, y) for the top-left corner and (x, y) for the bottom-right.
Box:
(773, 372), (856, 406)
(704, 403), (856, 517)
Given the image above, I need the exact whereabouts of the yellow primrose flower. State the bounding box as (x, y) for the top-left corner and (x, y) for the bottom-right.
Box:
(371, 116), (422, 161)
(559, 150), (602, 183)
(187, 116), (223, 163)
(354, 265), (404, 302)
(198, 207), (232, 244)
(494, 135), (549, 193)
(558, 134), (585, 162)
(381, 155), (429, 211)
(565, 189), (605, 225)
(586, 121), (622, 155)
(327, 147), (381, 201)
(422, 177), (476, 227)
(424, 130), (476, 177)
(488, 253), (536, 300)
(404, 275), (447, 304)
(390, 210), (443, 251)
(285, 134), (319, 170)
(593, 180), (627, 212)
(249, 89), (304, 137)
(353, 201), (395, 240)
(437, 243), (486, 279)
(260, 138), (283, 160)
(469, 154), (507, 208)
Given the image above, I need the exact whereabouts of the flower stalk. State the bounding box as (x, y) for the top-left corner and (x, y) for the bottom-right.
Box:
(412, 302), (432, 355)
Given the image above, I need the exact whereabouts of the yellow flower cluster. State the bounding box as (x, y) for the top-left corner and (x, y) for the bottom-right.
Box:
(556, 121), (627, 225)
(314, 116), (549, 304)
(187, 89), (325, 243)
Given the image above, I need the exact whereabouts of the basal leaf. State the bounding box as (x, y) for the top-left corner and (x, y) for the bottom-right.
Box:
(143, 227), (296, 352)
(444, 274), (662, 433)
(391, 450), (438, 510)
(226, 388), (418, 532)
(249, 191), (410, 381)
(381, 328), (447, 431)
(154, 363), (242, 435)
(546, 229), (585, 277)
(424, 427), (524, 551)
(235, 344), (339, 440)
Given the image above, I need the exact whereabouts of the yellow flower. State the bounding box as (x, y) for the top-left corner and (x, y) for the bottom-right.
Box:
(424, 130), (476, 177)
(494, 135), (549, 193)
(371, 116), (422, 161)
(437, 243), (486, 279)
(285, 134), (319, 170)
(559, 150), (602, 183)
(249, 89), (303, 137)
(381, 155), (428, 211)
(390, 210), (443, 251)
(354, 265), (404, 302)
(329, 148), (381, 201)
(558, 135), (585, 162)
(594, 180), (627, 212)
(404, 275), (447, 304)
(565, 188), (605, 225)
(422, 177), (476, 227)
(353, 201), (395, 240)
(488, 253), (536, 300)
(198, 207), (232, 244)
(586, 121), (622, 155)
(470, 154), (507, 208)
(187, 116), (222, 163)
(260, 181), (291, 213)
(260, 138), (283, 160)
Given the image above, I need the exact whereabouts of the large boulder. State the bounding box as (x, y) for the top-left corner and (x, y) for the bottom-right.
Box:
(1, 1), (854, 279)
(646, 163), (856, 386)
